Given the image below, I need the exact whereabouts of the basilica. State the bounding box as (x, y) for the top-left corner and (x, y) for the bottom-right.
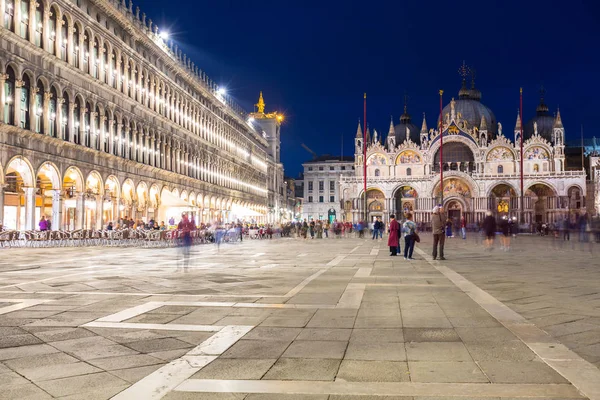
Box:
(340, 76), (587, 226)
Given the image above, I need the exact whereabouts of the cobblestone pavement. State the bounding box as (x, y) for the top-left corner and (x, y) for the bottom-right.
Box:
(0, 235), (597, 399)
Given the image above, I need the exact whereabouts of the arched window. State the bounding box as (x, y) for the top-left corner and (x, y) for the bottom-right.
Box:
(120, 55), (126, 93)
(93, 105), (100, 149)
(129, 61), (136, 98)
(128, 122), (135, 160)
(92, 40), (99, 79)
(82, 33), (89, 74)
(121, 120), (127, 157)
(4, 0), (15, 31)
(497, 165), (504, 174)
(407, 167), (412, 176)
(102, 44), (109, 84)
(61, 92), (69, 140)
(60, 16), (68, 60)
(72, 26), (80, 68)
(158, 84), (163, 115)
(34, 80), (44, 133)
(103, 114), (109, 152)
(374, 169), (380, 177)
(73, 97), (81, 144)
(433, 142), (475, 172)
(83, 101), (91, 147)
(20, 74), (31, 129)
(34, 1), (43, 47)
(3, 67), (15, 124)
(49, 86), (57, 138)
(48, 7), (57, 55)
(19, 0), (29, 40)
(110, 51), (117, 88)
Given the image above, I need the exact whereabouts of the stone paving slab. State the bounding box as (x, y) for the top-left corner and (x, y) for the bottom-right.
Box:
(0, 237), (596, 399)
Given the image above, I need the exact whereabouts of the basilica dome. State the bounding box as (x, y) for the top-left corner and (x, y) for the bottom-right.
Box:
(393, 110), (420, 144)
(441, 81), (497, 137)
(524, 98), (554, 143)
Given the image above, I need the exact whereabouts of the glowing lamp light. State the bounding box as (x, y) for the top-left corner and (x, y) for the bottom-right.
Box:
(160, 31), (169, 40)
(217, 87), (226, 96)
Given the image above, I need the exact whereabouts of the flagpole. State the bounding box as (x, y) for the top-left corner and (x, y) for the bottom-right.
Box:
(581, 124), (585, 171)
(363, 93), (367, 224)
(439, 90), (444, 205)
(520, 88), (524, 226)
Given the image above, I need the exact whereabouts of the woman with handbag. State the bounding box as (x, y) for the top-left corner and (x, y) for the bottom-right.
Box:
(403, 213), (419, 260)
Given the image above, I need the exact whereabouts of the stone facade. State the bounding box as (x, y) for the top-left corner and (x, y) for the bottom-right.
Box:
(302, 156), (354, 222)
(0, 0), (285, 230)
(342, 90), (587, 226)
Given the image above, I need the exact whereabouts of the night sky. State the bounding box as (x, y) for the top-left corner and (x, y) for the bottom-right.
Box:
(136, 0), (600, 177)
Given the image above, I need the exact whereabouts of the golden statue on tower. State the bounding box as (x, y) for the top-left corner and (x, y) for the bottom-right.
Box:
(256, 91), (265, 114)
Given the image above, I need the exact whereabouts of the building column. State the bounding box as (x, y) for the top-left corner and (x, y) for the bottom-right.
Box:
(24, 187), (36, 230)
(14, 79), (24, 128)
(0, 184), (6, 227)
(99, 115), (107, 152)
(0, 73), (7, 123)
(75, 193), (85, 230)
(116, 123), (123, 156)
(68, 101), (75, 142)
(50, 188), (62, 230)
(95, 194), (103, 230)
(43, 90), (51, 135)
(108, 118), (115, 154)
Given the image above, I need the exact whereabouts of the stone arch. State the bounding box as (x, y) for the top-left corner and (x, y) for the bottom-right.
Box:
(525, 181), (557, 197)
(189, 191), (197, 206)
(136, 181), (149, 203)
(36, 161), (61, 190)
(86, 170), (104, 195)
(431, 173), (479, 198)
(63, 165), (84, 195)
(487, 182), (519, 198)
(121, 178), (135, 204)
(104, 175), (120, 198)
(6, 156), (35, 188)
(149, 184), (160, 208)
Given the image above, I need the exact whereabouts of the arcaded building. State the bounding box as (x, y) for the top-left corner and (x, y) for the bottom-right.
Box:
(0, 0), (285, 230)
(340, 76), (587, 225)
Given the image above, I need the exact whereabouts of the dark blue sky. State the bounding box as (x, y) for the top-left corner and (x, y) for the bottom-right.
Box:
(137, 0), (600, 177)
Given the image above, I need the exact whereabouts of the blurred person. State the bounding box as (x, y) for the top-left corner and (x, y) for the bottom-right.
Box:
(482, 211), (496, 250)
(499, 216), (510, 251)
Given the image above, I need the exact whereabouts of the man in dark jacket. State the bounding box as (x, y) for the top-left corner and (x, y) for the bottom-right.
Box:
(431, 205), (446, 260)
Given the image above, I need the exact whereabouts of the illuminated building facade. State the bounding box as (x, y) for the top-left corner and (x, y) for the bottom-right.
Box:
(0, 0), (285, 230)
(341, 74), (587, 226)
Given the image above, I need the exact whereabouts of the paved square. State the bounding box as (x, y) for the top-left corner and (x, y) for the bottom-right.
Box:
(0, 235), (598, 399)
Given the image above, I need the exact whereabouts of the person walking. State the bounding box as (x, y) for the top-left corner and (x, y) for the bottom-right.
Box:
(432, 206), (446, 260)
(388, 214), (400, 256)
(403, 213), (418, 260)
(482, 211), (497, 250)
(499, 216), (510, 251)
(372, 218), (381, 240)
(460, 216), (466, 240)
(324, 221), (330, 238)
